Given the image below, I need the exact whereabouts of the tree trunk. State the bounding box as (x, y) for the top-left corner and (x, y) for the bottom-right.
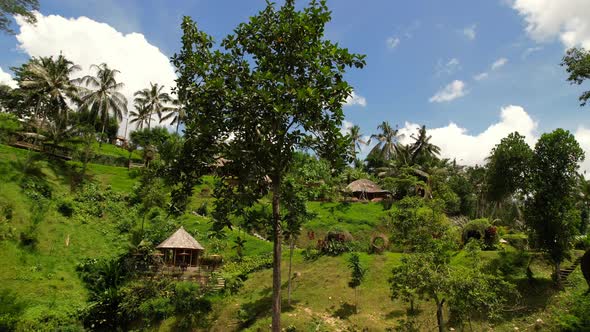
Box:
(555, 261), (562, 288)
(436, 298), (445, 332)
(148, 111), (152, 130)
(288, 236), (294, 307)
(175, 120), (180, 135)
(100, 118), (106, 148)
(271, 177), (282, 332)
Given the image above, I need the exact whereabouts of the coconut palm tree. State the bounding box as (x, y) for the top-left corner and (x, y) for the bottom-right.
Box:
(17, 55), (81, 129)
(368, 121), (404, 162)
(348, 124), (367, 159)
(129, 101), (151, 130)
(409, 125), (440, 164)
(133, 83), (172, 129)
(76, 63), (128, 143)
(160, 99), (186, 134)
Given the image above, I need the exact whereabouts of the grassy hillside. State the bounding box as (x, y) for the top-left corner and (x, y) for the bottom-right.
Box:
(1, 144), (589, 331)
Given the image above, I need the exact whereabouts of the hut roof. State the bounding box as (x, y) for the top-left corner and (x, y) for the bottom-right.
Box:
(346, 179), (389, 193)
(156, 226), (205, 250)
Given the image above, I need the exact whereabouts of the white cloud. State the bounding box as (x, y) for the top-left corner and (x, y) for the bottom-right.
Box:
(14, 13), (177, 134)
(463, 24), (477, 40)
(512, 0), (590, 49)
(386, 36), (400, 49)
(398, 105), (538, 166)
(345, 91), (367, 107)
(0, 67), (17, 88)
(436, 58), (461, 76)
(429, 80), (467, 103)
(491, 57), (508, 70)
(474, 72), (489, 81)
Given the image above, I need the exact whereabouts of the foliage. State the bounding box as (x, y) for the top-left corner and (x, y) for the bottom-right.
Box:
(0, 0), (39, 34)
(462, 218), (498, 250)
(447, 266), (518, 325)
(172, 1), (365, 329)
(555, 289), (590, 331)
(485, 132), (532, 203)
(0, 112), (21, 142)
(76, 63), (128, 138)
(386, 197), (450, 252)
(562, 47), (590, 106)
(369, 121), (404, 164)
(526, 129), (584, 281)
(347, 252), (367, 312)
(129, 126), (171, 149)
(0, 289), (24, 331)
(133, 82), (173, 129)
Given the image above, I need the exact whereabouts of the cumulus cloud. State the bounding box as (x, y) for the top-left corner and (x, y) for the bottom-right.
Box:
(341, 120), (354, 135)
(491, 57), (508, 70)
(345, 91), (367, 107)
(0, 67), (17, 88)
(429, 80), (467, 103)
(14, 13), (177, 134)
(398, 105), (537, 166)
(386, 36), (400, 49)
(463, 24), (477, 40)
(512, 0), (590, 49)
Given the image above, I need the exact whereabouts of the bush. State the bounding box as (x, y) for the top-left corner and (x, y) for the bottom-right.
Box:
(502, 233), (529, 250)
(574, 235), (590, 250)
(57, 198), (75, 217)
(0, 113), (21, 143)
(20, 176), (52, 199)
(462, 218), (498, 250)
(555, 290), (590, 331)
(19, 226), (38, 249)
(196, 202), (209, 216)
(0, 290), (24, 332)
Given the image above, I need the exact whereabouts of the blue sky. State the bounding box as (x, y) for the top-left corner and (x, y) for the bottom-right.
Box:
(1, 0), (590, 169)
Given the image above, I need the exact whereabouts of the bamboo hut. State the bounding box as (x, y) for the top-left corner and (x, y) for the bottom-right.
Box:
(156, 226), (205, 269)
(345, 179), (390, 200)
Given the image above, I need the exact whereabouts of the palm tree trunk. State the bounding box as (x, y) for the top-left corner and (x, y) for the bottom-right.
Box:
(175, 120), (180, 135)
(271, 176), (282, 332)
(436, 298), (445, 332)
(148, 111), (152, 130)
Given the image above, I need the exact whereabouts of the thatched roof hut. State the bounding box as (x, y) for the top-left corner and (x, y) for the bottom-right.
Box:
(345, 179), (390, 200)
(157, 227), (204, 268)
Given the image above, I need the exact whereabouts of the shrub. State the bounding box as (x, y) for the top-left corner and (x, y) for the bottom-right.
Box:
(57, 198), (75, 217)
(555, 290), (590, 331)
(502, 233), (529, 250)
(462, 218), (498, 250)
(20, 176), (52, 199)
(0, 290), (24, 331)
(574, 235), (590, 250)
(196, 202), (209, 216)
(19, 226), (38, 249)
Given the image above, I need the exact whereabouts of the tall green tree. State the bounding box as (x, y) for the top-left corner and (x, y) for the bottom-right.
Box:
(129, 101), (151, 130)
(369, 121), (404, 162)
(14, 55), (80, 130)
(77, 63), (128, 143)
(485, 132), (532, 215)
(0, 0), (39, 34)
(348, 124), (367, 160)
(562, 47), (590, 106)
(526, 129), (584, 287)
(171, 1), (365, 329)
(409, 125), (440, 164)
(160, 99), (187, 134)
(133, 83), (172, 130)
